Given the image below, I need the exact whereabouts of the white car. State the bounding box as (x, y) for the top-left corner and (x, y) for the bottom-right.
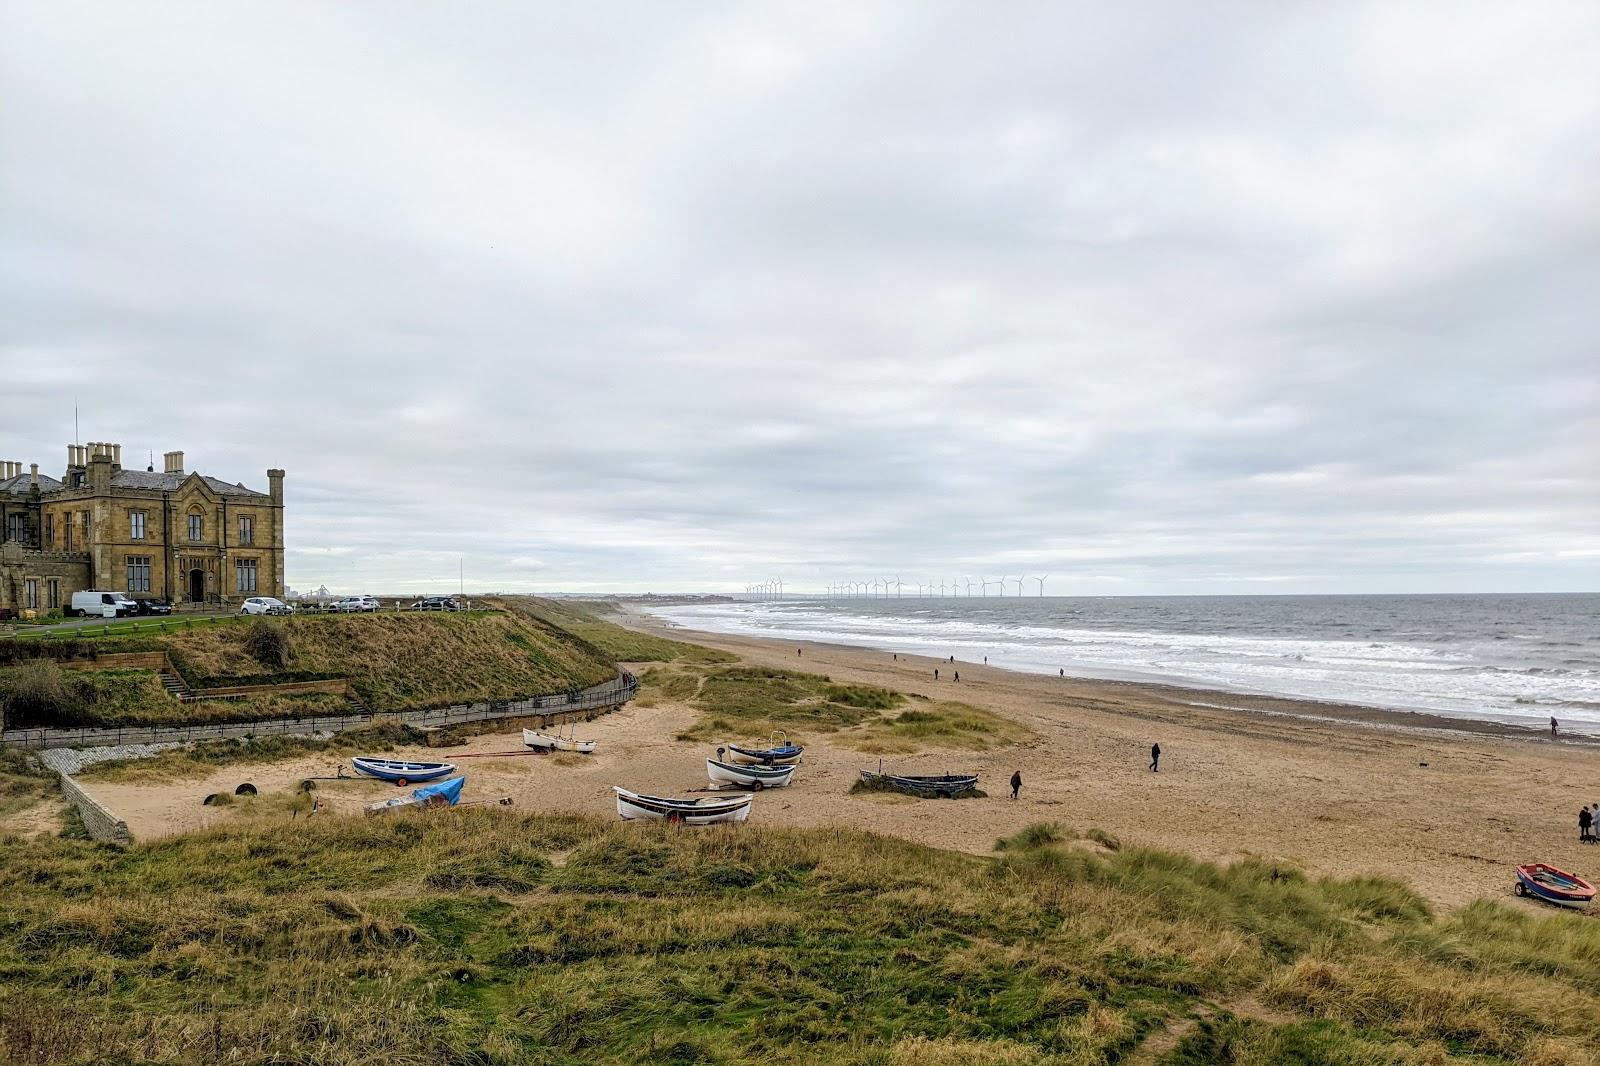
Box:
(328, 595), (380, 613)
(240, 596), (293, 616)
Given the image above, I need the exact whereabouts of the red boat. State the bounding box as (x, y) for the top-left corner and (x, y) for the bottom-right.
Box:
(1514, 863), (1595, 909)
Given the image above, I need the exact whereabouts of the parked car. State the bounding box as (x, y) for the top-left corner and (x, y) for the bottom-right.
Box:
(408, 596), (462, 611)
(69, 590), (139, 618)
(240, 596), (293, 616)
(329, 595), (380, 613)
(132, 598), (173, 616)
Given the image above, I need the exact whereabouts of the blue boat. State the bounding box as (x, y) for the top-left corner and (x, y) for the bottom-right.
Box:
(724, 741), (804, 766)
(1515, 863), (1594, 909)
(351, 756), (458, 785)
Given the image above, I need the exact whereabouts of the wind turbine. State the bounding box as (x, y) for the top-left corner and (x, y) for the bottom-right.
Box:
(965, 578), (975, 597)
(1011, 576), (1025, 596)
(893, 575), (903, 598)
(1034, 575), (1049, 596)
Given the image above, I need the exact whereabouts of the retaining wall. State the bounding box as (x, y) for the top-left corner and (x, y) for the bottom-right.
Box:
(58, 774), (131, 844)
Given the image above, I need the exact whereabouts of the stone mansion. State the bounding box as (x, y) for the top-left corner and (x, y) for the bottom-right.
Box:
(0, 442), (285, 616)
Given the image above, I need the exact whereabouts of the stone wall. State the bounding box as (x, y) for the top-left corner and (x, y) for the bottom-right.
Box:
(58, 773), (132, 844)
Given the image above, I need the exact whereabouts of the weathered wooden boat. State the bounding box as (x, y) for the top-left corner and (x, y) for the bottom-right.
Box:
(1515, 863), (1595, 909)
(858, 769), (978, 798)
(522, 729), (597, 754)
(724, 739), (804, 766)
(707, 757), (794, 790)
(363, 775), (466, 816)
(613, 786), (752, 825)
(351, 756), (458, 785)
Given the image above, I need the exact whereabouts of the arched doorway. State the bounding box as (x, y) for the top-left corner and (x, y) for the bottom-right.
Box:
(188, 568), (205, 604)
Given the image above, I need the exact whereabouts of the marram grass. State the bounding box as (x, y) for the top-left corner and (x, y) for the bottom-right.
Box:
(1, 813), (1597, 1065)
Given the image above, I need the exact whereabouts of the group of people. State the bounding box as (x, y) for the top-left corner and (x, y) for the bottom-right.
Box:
(1580, 804), (1600, 842)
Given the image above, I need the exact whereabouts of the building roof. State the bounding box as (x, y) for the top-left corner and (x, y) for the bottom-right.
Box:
(109, 469), (268, 496)
(0, 471), (64, 496)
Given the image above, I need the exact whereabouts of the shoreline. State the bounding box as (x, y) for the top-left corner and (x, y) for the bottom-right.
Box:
(628, 607), (1600, 749)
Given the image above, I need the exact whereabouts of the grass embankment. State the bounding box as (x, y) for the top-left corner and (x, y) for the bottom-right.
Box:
(0, 611), (617, 729)
(644, 663), (1031, 752)
(0, 749), (56, 820)
(77, 722), (430, 783)
(1, 813), (1597, 1065)
(503, 596), (735, 664)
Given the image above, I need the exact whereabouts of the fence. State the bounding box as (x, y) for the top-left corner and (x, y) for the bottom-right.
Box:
(1, 673), (638, 751)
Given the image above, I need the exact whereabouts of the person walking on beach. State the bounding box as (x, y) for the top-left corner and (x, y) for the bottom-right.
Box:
(934, 668), (939, 681)
(983, 656), (988, 665)
(1010, 770), (1022, 801)
(1059, 668), (1064, 678)
(1551, 716), (1558, 737)
(1149, 743), (1161, 773)
(953, 670), (960, 682)
(1581, 805), (1593, 843)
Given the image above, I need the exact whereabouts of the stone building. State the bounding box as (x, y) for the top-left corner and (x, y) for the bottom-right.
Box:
(0, 442), (285, 616)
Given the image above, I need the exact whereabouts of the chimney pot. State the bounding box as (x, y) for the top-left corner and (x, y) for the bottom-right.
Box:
(29, 463), (38, 487)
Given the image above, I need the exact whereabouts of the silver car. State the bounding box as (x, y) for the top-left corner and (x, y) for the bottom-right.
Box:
(240, 596), (293, 616)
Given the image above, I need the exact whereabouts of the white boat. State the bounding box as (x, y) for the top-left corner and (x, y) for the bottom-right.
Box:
(613, 786), (752, 825)
(523, 728), (597, 754)
(707, 757), (794, 790)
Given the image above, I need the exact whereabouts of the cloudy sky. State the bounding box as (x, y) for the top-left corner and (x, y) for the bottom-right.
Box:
(3, 2), (1596, 595)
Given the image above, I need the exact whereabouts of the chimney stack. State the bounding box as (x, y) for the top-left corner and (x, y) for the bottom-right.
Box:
(164, 451), (185, 475)
(111, 443), (122, 469)
(30, 463), (39, 488)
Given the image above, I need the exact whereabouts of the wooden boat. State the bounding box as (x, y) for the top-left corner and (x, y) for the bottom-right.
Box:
(364, 775), (466, 816)
(724, 740), (804, 766)
(522, 728), (596, 754)
(707, 757), (794, 790)
(1515, 863), (1595, 909)
(351, 756), (457, 785)
(613, 786), (752, 825)
(858, 769), (978, 798)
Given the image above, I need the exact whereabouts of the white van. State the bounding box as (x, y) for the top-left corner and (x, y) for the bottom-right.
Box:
(69, 590), (139, 618)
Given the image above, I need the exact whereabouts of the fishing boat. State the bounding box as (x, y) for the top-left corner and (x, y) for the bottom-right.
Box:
(723, 737), (804, 766)
(613, 786), (752, 825)
(363, 775), (466, 816)
(858, 769), (979, 798)
(522, 728), (597, 754)
(1514, 863), (1595, 909)
(351, 756), (458, 785)
(707, 757), (794, 790)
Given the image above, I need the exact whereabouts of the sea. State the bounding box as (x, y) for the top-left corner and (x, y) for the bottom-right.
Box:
(643, 594), (1600, 735)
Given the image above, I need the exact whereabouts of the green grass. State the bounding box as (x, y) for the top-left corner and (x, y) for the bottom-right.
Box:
(0, 748), (55, 819)
(0, 813), (1596, 1064)
(846, 700), (1033, 753)
(503, 597), (735, 664)
(2, 610), (619, 727)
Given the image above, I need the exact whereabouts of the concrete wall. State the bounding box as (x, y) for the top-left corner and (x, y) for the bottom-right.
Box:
(58, 773), (131, 844)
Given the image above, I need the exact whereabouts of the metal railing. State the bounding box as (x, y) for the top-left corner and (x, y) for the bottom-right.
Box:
(1, 673), (638, 751)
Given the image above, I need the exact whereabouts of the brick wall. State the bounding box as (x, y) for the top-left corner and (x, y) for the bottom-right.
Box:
(58, 774), (132, 844)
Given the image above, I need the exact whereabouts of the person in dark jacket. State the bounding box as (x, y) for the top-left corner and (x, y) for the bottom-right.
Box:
(1150, 743), (1161, 772)
(1581, 805), (1593, 843)
(1010, 771), (1022, 800)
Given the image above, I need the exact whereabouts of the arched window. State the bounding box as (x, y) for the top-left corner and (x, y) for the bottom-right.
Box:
(187, 511), (203, 542)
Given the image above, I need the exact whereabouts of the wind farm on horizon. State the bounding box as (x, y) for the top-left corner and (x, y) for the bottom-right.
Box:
(742, 575), (1050, 600)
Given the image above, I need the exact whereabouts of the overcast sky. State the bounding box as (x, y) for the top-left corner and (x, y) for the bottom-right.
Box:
(3, 2), (1597, 595)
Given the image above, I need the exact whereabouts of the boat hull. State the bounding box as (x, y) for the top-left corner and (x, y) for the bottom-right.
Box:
(858, 770), (978, 798)
(351, 757), (457, 784)
(613, 786), (752, 825)
(1516, 864), (1595, 909)
(524, 730), (596, 753)
(522, 729), (556, 751)
(707, 758), (794, 790)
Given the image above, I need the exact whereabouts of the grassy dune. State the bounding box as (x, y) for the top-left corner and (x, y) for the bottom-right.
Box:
(503, 596), (735, 665)
(1, 812), (1596, 1065)
(645, 663), (1035, 752)
(1, 611), (618, 728)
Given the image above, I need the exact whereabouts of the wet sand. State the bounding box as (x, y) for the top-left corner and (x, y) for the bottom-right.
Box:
(86, 619), (1600, 912)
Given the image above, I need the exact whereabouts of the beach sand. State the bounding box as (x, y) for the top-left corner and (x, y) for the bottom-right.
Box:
(84, 618), (1599, 912)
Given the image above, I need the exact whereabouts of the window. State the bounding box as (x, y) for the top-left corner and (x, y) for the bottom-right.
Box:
(63, 516), (72, 550)
(238, 515), (254, 545)
(127, 555), (152, 593)
(236, 558), (258, 593)
(188, 513), (203, 542)
(130, 511), (146, 540)
(81, 511), (89, 543)
(46, 579), (60, 609)
(44, 514), (53, 547)
(4, 514), (21, 542)
(24, 579), (38, 609)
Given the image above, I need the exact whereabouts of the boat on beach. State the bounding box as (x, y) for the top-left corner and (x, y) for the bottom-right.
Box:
(858, 769), (979, 798)
(1515, 863), (1595, 909)
(723, 738), (804, 766)
(351, 756), (458, 785)
(613, 786), (752, 824)
(707, 757), (794, 790)
(522, 728), (597, 753)
(363, 775), (466, 816)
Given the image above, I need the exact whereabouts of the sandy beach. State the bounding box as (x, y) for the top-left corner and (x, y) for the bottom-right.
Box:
(66, 613), (1599, 913)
